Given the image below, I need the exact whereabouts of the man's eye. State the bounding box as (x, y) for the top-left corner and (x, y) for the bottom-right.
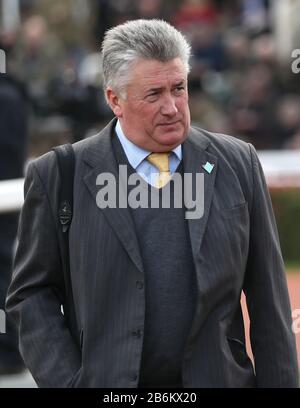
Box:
(175, 86), (184, 92)
(146, 93), (159, 101)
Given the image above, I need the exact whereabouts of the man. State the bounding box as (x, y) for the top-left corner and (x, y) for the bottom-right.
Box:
(0, 71), (27, 375)
(6, 19), (298, 388)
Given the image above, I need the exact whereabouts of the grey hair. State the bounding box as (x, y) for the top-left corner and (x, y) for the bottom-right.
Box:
(101, 19), (191, 100)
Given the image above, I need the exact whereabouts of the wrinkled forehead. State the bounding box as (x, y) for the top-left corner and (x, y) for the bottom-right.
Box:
(127, 57), (188, 90)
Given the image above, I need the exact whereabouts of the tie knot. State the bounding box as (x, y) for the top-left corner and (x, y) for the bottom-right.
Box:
(147, 152), (170, 173)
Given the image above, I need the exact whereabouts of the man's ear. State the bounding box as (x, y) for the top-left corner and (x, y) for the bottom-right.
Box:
(106, 88), (123, 117)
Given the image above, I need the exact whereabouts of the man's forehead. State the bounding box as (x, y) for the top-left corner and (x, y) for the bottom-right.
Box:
(130, 59), (187, 88)
(141, 77), (186, 91)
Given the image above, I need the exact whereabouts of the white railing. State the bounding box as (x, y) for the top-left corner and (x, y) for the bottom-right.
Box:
(258, 150), (300, 188)
(0, 178), (24, 213)
(1, 151), (300, 214)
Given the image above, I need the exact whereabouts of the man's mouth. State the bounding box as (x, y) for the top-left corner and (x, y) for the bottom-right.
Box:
(158, 121), (180, 126)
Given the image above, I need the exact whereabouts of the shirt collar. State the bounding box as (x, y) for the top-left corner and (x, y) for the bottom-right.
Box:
(115, 119), (182, 170)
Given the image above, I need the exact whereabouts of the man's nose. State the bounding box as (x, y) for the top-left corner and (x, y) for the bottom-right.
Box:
(160, 95), (178, 116)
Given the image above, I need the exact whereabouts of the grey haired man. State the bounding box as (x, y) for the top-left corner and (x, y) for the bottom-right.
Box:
(6, 19), (298, 388)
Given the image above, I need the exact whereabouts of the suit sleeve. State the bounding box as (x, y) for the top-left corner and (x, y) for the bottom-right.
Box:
(243, 144), (298, 387)
(5, 161), (82, 388)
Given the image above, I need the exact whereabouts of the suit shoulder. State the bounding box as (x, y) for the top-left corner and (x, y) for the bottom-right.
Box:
(193, 125), (250, 154)
(27, 130), (103, 179)
(191, 125), (253, 166)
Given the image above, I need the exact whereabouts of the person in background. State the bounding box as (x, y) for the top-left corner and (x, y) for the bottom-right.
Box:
(0, 37), (28, 374)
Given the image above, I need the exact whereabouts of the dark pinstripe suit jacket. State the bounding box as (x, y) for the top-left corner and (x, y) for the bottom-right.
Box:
(6, 118), (298, 387)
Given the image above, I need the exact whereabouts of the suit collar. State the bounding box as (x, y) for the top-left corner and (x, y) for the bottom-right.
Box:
(185, 124), (211, 152)
(82, 118), (212, 170)
(82, 117), (117, 169)
(182, 127), (218, 264)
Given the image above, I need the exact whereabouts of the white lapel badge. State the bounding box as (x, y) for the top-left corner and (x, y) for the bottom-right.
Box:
(202, 161), (214, 174)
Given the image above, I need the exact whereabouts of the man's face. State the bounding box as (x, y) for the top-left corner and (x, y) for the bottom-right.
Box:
(107, 58), (191, 152)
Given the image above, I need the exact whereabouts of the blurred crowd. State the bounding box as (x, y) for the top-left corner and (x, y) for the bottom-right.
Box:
(1, 0), (300, 377)
(1, 0), (300, 157)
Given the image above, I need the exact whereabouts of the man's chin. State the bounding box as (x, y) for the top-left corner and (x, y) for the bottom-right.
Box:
(155, 130), (187, 147)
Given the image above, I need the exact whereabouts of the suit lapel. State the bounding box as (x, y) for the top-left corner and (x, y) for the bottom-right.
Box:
(82, 118), (144, 274)
(183, 127), (218, 263)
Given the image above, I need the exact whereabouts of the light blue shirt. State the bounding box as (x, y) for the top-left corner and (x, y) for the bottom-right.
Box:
(115, 120), (182, 187)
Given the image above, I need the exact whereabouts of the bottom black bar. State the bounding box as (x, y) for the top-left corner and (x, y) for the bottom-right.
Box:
(0, 388), (298, 406)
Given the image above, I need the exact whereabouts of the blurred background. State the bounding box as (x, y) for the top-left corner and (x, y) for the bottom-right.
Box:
(0, 0), (299, 387)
